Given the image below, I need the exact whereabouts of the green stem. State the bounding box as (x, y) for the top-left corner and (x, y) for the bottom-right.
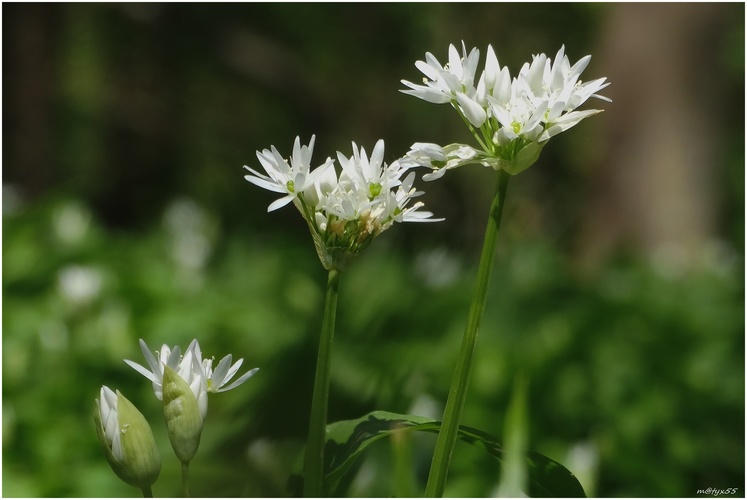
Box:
(424, 170), (510, 497)
(303, 268), (341, 497)
(141, 486), (153, 498)
(181, 461), (190, 497)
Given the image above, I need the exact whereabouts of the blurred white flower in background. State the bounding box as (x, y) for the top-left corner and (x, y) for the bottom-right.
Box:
(163, 198), (215, 272)
(53, 201), (92, 246)
(57, 264), (102, 304)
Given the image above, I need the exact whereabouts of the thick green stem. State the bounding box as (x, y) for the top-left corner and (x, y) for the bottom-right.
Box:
(141, 486), (153, 498)
(303, 268), (341, 497)
(181, 461), (190, 497)
(424, 170), (510, 497)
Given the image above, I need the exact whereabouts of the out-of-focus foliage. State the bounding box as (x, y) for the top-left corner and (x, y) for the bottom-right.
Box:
(3, 2), (744, 498)
(3, 193), (743, 497)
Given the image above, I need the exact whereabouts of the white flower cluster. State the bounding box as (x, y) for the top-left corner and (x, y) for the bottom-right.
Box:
(125, 338), (258, 421)
(401, 43), (610, 176)
(244, 136), (442, 270)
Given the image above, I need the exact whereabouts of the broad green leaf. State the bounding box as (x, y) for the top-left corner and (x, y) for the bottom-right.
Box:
(323, 411), (586, 497)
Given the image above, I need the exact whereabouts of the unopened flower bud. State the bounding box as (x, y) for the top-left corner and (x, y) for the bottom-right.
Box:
(498, 141), (545, 176)
(162, 365), (204, 463)
(94, 386), (161, 489)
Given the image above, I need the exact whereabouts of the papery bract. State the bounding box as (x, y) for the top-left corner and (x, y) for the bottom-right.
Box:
(94, 387), (161, 489)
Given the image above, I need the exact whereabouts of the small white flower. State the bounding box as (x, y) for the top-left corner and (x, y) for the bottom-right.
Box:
(400, 42), (480, 103)
(401, 42), (487, 127)
(404, 143), (500, 181)
(488, 94), (547, 145)
(243, 135), (335, 212)
(511, 45), (609, 140)
(325, 144), (439, 230)
(336, 139), (411, 199)
(190, 340), (259, 394)
(124, 339), (198, 401)
(385, 171), (442, 224)
(475, 45), (512, 106)
(321, 183), (374, 222)
(456, 92), (487, 128)
(305, 162), (339, 209)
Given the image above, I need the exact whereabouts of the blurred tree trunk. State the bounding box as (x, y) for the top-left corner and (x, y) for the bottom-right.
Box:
(577, 3), (730, 273)
(3, 4), (55, 197)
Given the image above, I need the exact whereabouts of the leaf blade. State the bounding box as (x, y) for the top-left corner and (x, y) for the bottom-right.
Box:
(322, 411), (586, 498)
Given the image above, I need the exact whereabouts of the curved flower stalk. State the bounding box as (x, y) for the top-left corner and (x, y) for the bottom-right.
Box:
(244, 136), (442, 271)
(402, 43), (610, 176)
(402, 43), (610, 497)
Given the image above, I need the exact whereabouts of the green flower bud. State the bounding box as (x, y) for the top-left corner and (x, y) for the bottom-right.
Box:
(498, 141), (545, 176)
(94, 386), (161, 489)
(162, 365), (204, 463)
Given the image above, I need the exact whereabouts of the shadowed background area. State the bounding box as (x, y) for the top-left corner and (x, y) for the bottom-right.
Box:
(3, 3), (744, 497)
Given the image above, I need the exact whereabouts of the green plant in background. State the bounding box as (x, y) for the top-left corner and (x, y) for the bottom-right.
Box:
(244, 136), (441, 496)
(400, 42), (609, 496)
(3, 190), (742, 498)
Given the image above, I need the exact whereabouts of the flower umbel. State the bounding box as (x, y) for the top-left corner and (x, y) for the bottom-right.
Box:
(244, 138), (442, 271)
(402, 43), (610, 177)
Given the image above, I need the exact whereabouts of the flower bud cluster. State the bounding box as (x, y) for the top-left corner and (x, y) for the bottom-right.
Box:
(95, 339), (258, 490)
(401, 43), (610, 176)
(124, 339), (258, 461)
(244, 137), (443, 270)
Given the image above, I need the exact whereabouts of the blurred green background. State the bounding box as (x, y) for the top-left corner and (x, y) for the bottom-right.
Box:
(3, 3), (744, 497)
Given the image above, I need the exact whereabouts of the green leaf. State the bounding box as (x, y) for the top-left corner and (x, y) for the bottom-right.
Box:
(322, 411), (585, 497)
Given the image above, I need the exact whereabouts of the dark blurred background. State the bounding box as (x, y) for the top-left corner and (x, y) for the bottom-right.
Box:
(2, 3), (744, 497)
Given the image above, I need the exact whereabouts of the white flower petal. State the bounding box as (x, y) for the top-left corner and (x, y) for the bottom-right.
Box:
(211, 355), (234, 388)
(138, 339), (161, 375)
(243, 173), (287, 194)
(456, 93), (487, 128)
(123, 360), (161, 385)
(214, 367), (259, 393)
